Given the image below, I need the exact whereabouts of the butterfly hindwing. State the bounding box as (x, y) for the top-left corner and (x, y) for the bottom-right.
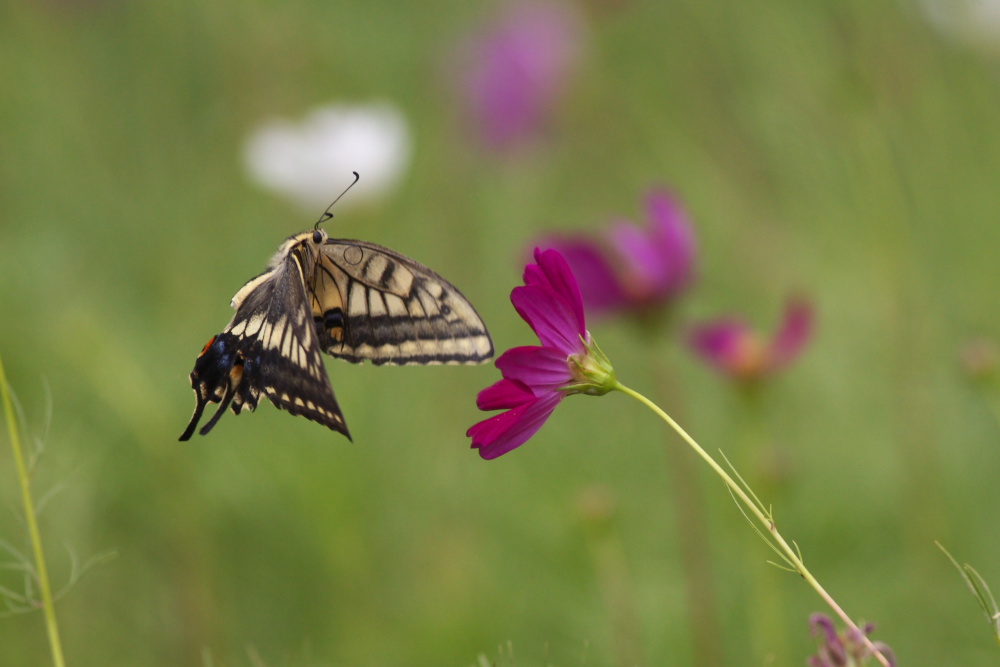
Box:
(310, 240), (494, 365)
(180, 251), (350, 441)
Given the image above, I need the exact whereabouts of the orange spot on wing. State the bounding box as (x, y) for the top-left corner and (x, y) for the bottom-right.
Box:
(199, 335), (218, 356)
(230, 355), (244, 384)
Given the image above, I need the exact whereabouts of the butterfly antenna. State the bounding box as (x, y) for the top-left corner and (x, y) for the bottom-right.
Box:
(314, 171), (360, 230)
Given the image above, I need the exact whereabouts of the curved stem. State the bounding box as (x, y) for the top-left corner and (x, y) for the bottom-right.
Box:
(0, 355), (67, 667)
(613, 380), (891, 667)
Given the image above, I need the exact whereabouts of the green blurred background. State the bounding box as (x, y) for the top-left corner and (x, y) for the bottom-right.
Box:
(3, 0), (1000, 664)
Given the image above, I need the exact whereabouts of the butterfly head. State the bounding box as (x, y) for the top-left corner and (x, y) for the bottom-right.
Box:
(299, 227), (328, 245)
(266, 229), (328, 271)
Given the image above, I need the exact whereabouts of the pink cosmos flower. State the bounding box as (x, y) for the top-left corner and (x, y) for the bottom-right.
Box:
(537, 189), (697, 317)
(688, 298), (814, 381)
(468, 248), (614, 459)
(456, 2), (584, 149)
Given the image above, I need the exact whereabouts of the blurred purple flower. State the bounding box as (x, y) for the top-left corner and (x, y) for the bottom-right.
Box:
(457, 2), (584, 149)
(468, 248), (614, 459)
(807, 613), (896, 667)
(688, 298), (814, 381)
(538, 189), (697, 317)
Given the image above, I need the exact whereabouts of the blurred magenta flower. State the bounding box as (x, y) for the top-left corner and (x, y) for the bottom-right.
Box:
(468, 248), (615, 459)
(538, 189), (697, 317)
(688, 298), (813, 381)
(807, 613), (895, 667)
(244, 102), (411, 210)
(457, 2), (584, 149)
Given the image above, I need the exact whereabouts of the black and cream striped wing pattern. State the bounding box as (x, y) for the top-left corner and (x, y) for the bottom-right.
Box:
(181, 232), (493, 441)
(309, 240), (494, 366)
(180, 252), (349, 441)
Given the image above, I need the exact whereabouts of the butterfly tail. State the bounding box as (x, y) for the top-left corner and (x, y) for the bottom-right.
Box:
(179, 391), (209, 441)
(180, 334), (243, 440)
(199, 374), (240, 436)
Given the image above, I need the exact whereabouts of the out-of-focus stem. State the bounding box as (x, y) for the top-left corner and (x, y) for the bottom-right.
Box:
(0, 355), (67, 667)
(614, 380), (891, 667)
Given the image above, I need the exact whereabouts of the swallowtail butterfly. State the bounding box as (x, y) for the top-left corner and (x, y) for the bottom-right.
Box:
(180, 213), (494, 441)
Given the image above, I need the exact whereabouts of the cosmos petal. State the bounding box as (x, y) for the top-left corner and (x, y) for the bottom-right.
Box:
(532, 248), (587, 336)
(688, 317), (753, 374)
(467, 391), (563, 459)
(496, 345), (573, 388)
(511, 284), (586, 356)
(610, 219), (666, 288)
(770, 298), (814, 369)
(646, 190), (697, 292)
(533, 237), (627, 314)
(476, 378), (536, 410)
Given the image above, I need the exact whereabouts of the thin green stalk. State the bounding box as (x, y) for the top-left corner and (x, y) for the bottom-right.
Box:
(734, 388), (791, 666)
(938, 542), (1000, 648)
(613, 380), (891, 667)
(0, 354), (66, 667)
(647, 346), (723, 667)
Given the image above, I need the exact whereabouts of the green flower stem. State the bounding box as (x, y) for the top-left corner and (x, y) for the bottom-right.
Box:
(613, 380), (891, 667)
(734, 388), (791, 667)
(0, 355), (67, 667)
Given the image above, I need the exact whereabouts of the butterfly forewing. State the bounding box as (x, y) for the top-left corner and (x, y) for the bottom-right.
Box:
(311, 240), (494, 365)
(181, 230), (493, 440)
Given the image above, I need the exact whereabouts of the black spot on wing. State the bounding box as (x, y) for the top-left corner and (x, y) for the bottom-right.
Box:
(377, 259), (396, 288)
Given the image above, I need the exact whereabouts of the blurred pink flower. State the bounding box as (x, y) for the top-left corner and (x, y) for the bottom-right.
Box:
(457, 2), (584, 149)
(807, 613), (895, 667)
(688, 298), (814, 381)
(468, 248), (614, 459)
(538, 189), (698, 317)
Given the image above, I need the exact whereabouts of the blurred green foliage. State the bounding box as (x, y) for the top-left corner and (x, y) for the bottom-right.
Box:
(3, 0), (1000, 665)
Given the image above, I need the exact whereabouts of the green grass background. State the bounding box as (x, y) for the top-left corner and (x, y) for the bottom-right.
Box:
(3, 0), (1000, 664)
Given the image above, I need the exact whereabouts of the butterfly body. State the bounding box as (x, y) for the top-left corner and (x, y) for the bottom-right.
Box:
(180, 228), (493, 441)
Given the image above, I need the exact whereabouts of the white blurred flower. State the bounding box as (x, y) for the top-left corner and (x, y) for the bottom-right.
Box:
(244, 102), (412, 210)
(916, 0), (1000, 52)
